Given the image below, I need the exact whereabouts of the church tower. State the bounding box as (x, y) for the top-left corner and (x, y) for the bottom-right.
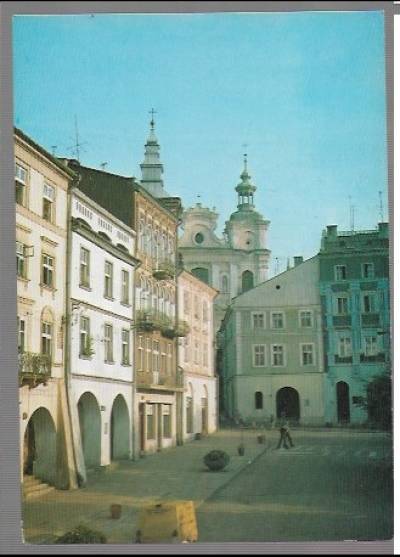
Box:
(224, 154), (269, 257)
(140, 109), (167, 198)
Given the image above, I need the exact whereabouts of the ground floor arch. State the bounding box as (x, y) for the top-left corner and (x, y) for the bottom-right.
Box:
(276, 387), (300, 422)
(336, 381), (350, 423)
(110, 394), (130, 460)
(23, 407), (56, 485)
(78, 391), (101, 469)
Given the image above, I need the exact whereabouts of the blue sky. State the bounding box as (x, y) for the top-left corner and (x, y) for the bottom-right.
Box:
(13, 11), (387, 272)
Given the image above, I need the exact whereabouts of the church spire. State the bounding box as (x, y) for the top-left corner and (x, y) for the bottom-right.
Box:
(235, 152), (257, 210)
(140, 109), (166, 198)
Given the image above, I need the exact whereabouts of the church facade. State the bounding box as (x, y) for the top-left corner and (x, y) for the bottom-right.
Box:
(178, 157), (271, 333)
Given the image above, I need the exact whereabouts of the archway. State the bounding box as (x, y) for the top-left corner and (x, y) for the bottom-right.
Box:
(242, 270), (254, 293)
(201, 385), (209, 435)
(23, 407), (56, 485)
(110, 395), (130, 460)
(191, 267), (209, 285)
(336, 381), (350, 423)
(78, 392), (101, 469)
(276, 387), (300, 421)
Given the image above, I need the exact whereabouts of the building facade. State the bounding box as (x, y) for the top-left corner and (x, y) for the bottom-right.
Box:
(319, 223), (390, 425)
(16, 128), (76, 492)
(219, 256), (325, 426)
(177, 270), (218, 441)
(67, 188), (138, 482)
(178, 156), (270, 333)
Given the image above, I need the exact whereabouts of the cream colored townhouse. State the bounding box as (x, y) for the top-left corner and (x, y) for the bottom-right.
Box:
(177, 269), (219, 441)
(16, 128), (77, 496)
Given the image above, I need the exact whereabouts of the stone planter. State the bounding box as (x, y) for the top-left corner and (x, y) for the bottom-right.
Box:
(257, 434), (266, 444)
(203, 450), (230, 472)
(238, 445), (245, 456)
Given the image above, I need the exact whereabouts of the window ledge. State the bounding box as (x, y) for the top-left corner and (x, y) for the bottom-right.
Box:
(17, 276), (30, 283)
(121, 362), (131, 367)
(104, 295), (115, 301)
(120, 302), (131, 308)
(79, 283), (92, 291)
(40, 283), (57, 292)
(79, 354), (93, 360)
(104, 360), (115, 365)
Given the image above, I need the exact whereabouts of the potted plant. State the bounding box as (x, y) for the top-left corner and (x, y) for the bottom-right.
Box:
(203, 450), (230, 472)
(55, 524), (107, 544)
(80, 336), (95, 358)
(237, 443), (245, 456)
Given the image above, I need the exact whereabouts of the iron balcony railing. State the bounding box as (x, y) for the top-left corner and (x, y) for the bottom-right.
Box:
(135, 310), (190, 338)
(19, 352), (51, 388)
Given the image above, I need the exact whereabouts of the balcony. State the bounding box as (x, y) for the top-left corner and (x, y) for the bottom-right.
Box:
(161, 319), (190, 339)
(360, 352), (386, 363)
(135, 310), (190, 339)
(334, 355), (353, 364)
(361, 313), (380, 327)
(332, 315), (351, 328)
(136, 370), (183, 390)
(19, 352), (51, 388)
(152, 259), (175, 281)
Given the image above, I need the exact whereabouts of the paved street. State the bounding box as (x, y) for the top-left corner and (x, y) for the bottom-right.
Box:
(22, 428), (392, 545)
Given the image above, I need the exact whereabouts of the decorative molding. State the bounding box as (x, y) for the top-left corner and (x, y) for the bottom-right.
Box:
(41, 235), (59, 247)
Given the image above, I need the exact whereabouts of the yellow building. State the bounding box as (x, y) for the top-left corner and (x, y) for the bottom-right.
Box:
(15, 128), (77, 494)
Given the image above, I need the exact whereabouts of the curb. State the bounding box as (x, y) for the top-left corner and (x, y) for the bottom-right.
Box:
(196, 441), (271, 509)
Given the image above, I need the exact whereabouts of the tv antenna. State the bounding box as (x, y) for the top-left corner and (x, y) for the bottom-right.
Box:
(51, 145), (57, 156)
(379, 190), (384, 222)
(67, 115), (87, 162)
(274, 257), (280, 275)
(348, 195), (355, 232)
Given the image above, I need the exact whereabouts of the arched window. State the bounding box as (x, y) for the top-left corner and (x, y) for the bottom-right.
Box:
(221, 275), (229, 293)
(242, 270), (254, 292)
(192, 267), (209, 285)
(146, 223), (153, 256)
(159, 287), (165, 314)
(139, 218), (145, 252)
(255, 391), (263, 410)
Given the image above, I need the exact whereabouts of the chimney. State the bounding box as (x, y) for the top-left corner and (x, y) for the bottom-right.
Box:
(378, 222), (388, 237)
(326, 225), (338, 238)
(294, 256), (303, 267)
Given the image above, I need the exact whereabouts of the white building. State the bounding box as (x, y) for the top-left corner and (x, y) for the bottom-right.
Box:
(177, 270), (219, 441)
(67, 188), (138, 482)
(178, 156), (270, 333)
(16, 128), (77, 493)
(219, 256), (326, 426)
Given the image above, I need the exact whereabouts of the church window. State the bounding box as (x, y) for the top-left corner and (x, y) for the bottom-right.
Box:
(221, 275), (229, 293)
(242, 270), (254, 292)
(195, 232), (204, 244)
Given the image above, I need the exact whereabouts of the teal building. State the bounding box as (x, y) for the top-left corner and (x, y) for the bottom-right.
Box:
(319, 222), (390, 425)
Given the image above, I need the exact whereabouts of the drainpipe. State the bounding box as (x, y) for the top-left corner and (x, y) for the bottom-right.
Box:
(175, 217), (184, 446)
(64, 184), (86, 486)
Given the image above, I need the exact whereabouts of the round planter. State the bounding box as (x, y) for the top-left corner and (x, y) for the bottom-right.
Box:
(238, 446), (245, 456)
(203, 450), (230, 472)
(110, 504), (122, 519)
(257, 434), (266, 444)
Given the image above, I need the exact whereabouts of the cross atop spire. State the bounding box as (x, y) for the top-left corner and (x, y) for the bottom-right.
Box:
(149, 108), (157, 130)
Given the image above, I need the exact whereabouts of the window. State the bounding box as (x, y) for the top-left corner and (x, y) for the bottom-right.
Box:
(15, 162), (27, 206)
(253, 345), (266, 367)
(138, 336), (144, 371)
(194, 295), (200, 320)
(17, 317), (25, 353)
(242, 270), (254, 292)
(252, 312), (265, 329)
(16, 242), (26, 278)
(338, 336), (352, 357)
(184, 337), (190, 363)
(271, 312), (284, 329)
(202, 301), (209, 323)
(42, 183), (55, 222)
(255, 391), (263, 410)
(272, 344), (284, 366)
(41, 254), (54, 288)
(152, 341), (159, 373)
(162, 405), (172, 438)
(186, 396), (193, 433)
(146, 338), (151, 371)
(146, 405), (155, 440)
(183, 291), (190, 314)
(121, 329), (130, 365)
(301, 343), (314, 365)
(336, 297), (349, 315)
(79, 316), (91, 357)
(104, 261), (113, 298)
(41, 322), (52, 359)
(80, 247), (90, 287)
(161, 342), (167, 373)
(194, 340), (200, 365)
(299, 310), (313, 328)
(121, 270), (129, 304)
(104, 324), (113, 362)
(365, 336), (378, 356)
(167, 344), (172, 374)
(334, 265), (347, 281)
(203, 343), (208, 367)
(139, 218), (146, 252)
(195, 232), (204, 244)
(362, 263), (375, 279)
(362, 293), (376, 314)
(221, 275), (229, 293)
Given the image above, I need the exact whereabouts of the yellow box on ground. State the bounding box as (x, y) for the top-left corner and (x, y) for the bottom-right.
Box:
(137, 500), (198, 543)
